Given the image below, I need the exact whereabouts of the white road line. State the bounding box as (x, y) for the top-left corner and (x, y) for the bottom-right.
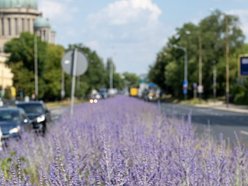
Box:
(240, 130), (248, 136)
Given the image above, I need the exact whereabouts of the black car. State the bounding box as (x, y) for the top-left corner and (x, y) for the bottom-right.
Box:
(99, 88), (108, 99)
(16, 101), (51, 134)
(0, 107), (32, 141)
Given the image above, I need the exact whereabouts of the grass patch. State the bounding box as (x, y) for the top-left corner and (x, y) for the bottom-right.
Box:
(46, 98), (85, 109)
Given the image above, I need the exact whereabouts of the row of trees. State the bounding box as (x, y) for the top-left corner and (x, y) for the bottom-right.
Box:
(148, 10), (248, 104)
(4, 32), (139, 101)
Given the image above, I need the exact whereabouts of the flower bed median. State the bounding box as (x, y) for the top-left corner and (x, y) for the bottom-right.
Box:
(0, 96), (247, 185)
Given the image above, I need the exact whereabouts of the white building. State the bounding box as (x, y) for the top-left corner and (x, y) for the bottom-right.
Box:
(0, 0), (55, 91)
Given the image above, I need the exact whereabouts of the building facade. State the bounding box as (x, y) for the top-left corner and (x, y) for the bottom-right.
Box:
(0, 0), (55, 92)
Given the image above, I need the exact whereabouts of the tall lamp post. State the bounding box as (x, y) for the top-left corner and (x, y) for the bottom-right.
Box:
(34, 34), (38, 99)
(173, 45), (188, 99)
(198, 32), (203, 98)
(213, 61), (217, 99)
(224, 15), (230, 108)
(109, 61), (113, 89)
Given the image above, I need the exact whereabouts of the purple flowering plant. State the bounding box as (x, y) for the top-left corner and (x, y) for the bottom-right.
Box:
(0, 96), (247, 185)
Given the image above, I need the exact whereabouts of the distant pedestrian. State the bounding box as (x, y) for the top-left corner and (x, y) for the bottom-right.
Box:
(31, 93), (36, 100)
(24, 96), (30, 102)
(0, 98), (3, 107)
(0, 129), (2, 151)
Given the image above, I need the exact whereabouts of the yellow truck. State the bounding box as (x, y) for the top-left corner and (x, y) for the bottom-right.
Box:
(129, 87), (139, 97)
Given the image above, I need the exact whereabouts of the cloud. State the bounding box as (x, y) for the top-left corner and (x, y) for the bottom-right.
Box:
(85, 40), (100, 51)
(39, 0), (78, 22)
(38, 0), (81, 44)
(85, 0), (167, 74)
(37, 0), (168, 74)
(89, 0), (161, 26)
(228, 9), (248, 38)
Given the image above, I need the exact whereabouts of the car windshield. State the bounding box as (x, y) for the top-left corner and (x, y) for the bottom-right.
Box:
(0, 110), (19, 122)
(17, 104), (44, 115)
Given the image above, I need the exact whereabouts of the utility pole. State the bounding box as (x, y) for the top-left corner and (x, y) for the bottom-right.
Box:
(61, 70), (65, 99)
(225, 15), (230, 108)
(183, 47), (188, 100)
(213, 61), (217, 99)
(34, 34), (38, 99)
(109, 61), (113, 89)
(173, 45), (188, 99)
(198, 31), (203, 98)
(198, 33), (203, 98)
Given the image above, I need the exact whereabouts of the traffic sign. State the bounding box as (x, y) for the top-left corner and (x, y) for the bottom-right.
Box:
(183, 80), (188, 87)
(240, 56), (248, 76)
(61, 49), (88, 116)
(61, 50), (88, 76)
(197, 85), (203, 93)
(183, 89), (188, 95)
(183, 80), (188, 95)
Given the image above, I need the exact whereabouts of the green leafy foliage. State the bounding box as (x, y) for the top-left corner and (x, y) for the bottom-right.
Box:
(148, 9), (246, 101)
(122, 72), (139, 87)
(4, 38), (137, 101)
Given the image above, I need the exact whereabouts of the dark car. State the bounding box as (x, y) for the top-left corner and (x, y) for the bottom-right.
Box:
(99, 88), (108, 99)
(16, 101), (51, 134)
(0, 107), (32, 142)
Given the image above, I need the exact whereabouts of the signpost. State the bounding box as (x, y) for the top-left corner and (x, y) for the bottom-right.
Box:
(61, 48), (88, 115)
(240, 56), (248, 76)
(183, 80), (188, 97)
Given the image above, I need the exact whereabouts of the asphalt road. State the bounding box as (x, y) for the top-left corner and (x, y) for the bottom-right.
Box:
(160, 103), (248, 148)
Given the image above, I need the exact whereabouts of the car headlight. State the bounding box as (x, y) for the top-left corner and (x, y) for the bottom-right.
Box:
(90, 99), (94, 103)
(37, 115), (45, 123)
(9, 126), (20, 134)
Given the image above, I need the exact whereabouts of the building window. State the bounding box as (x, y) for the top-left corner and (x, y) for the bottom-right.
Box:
(15, 18), (18, 35)
(8, 18), (11, 36)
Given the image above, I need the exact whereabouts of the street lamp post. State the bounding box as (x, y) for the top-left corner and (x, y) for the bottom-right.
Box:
(224, 15), (230, 108)
(34, 34), (38, 99)
(109, 62), (113, 89)
(173, 45), (188, 99)
(61, 70), (65, 99)
(213, 61), (217, 99)
(198, 33), (203, 98)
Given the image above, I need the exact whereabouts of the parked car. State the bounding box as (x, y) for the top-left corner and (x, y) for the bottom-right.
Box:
(16, 101), (51, 134)
(99, 88), (108, 99)
(0, 107), (32, 142)
(89, 93), (101, 103)
(89, 89), (101, 103)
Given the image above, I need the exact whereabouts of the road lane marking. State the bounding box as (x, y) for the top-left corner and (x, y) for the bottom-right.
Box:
(240, 130), (248, 136)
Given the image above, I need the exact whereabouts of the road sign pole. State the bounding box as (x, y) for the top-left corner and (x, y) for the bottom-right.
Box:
(61, 48), (88, 116)
(61, 71), (65, 99)
(70, 48), (78, 116)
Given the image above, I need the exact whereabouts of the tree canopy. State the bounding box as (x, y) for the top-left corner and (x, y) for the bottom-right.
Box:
(148, 10), (247, 102)
(4, 37), (136, 101)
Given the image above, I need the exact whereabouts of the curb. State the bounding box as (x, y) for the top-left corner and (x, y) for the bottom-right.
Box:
(195, 104), (248, 114)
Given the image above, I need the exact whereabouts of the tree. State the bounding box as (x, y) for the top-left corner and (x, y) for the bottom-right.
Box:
(4, 32), (47, 98)
(148, 10), (245, 100)
(42, 44), (64, 100)
(65, 44), (108, 98)
(4, 32), (64, 100)
(148, 47), (168, 91)
(198, 10), (245, 97)
(122, 72), (139, 87)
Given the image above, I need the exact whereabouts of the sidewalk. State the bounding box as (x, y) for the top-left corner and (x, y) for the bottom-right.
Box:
(195, 101), (248, 114)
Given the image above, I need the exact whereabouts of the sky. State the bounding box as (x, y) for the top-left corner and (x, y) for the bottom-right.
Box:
(38, 0), (248, 75)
